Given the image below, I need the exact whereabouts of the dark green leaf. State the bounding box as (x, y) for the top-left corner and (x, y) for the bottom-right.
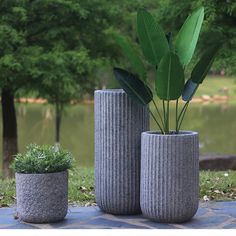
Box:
(137, 9), (169, 65)
(175, 7), (204, 66)
(166, 32), (172, 47)
(191, 44), (221, 84)
(156, 52), (184, 100)
(182, 79), (199, 101)
(113, 68), (153, 105)
(114, 34), (146, 81)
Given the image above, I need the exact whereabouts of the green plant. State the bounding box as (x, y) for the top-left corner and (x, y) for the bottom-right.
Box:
(12, 144), (73, 174)
(113, 7), (220, 134)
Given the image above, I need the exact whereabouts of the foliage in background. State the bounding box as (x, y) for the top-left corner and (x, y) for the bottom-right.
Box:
(93, 0), (236, 86)
(0, 0), (235, 177)
(0, 0), (29, 177)
(114, 7), (220, 134)
(1, 169), (236, 207)
(19, 0), (131, 144)
(0, 0), (134, 177)
(140, 0), (236, 76)
(12, 144), (73, 173)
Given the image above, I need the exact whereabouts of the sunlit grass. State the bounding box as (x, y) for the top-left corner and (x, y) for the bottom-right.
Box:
(68, 167), (95, 205)
(200, 170), (236, 201)
(195, 76), (236, 97)
(1, 168), (236, 207)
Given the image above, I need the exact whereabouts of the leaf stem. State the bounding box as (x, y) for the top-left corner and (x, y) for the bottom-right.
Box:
(177, 102), (189, 132)
(152, 99), (164, 130)
(166, 99), (170, 133)
(177, 101), (189, 123)
(177, 84), (199, 132)
(162, 100), (166, 132)
(148, 107), (164, 134)
(175, 99), (179, 133)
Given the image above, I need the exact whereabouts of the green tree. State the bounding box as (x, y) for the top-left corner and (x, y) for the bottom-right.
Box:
(25, 0), (130, 145)
(0, 0), (133, 178)
(0, 0), (32, 178)
(33, 50), (95, 144)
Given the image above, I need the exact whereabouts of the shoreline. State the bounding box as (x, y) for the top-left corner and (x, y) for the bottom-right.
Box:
(14, 95), (235, 105)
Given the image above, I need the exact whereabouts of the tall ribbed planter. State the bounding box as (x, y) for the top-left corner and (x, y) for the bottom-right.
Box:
(94, 89), (149, 214)
(16, 171), (68, 223)
(140, 131), (199, 223)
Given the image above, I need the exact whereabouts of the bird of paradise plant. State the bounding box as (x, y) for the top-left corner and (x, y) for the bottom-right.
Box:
(113, 7), (220, 134)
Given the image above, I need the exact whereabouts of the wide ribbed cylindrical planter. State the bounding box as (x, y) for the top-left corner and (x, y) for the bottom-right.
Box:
(94, 89), (149, 214)
(141, 131), (199, 223)
(16, 171), (68, 223)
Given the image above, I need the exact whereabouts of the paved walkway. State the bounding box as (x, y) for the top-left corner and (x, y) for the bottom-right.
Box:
(1, 201), (236, 229)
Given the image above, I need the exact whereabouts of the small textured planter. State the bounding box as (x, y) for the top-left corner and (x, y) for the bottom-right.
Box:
(16, 171), (68, 223)
(94, 89), (149, 214)
(140, 131), (199, 223)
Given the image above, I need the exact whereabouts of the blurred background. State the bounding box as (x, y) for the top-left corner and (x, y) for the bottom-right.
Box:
(0, 0), (235, 178)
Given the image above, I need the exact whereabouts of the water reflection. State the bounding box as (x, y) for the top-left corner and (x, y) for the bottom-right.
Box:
(0, 103), (235, 168)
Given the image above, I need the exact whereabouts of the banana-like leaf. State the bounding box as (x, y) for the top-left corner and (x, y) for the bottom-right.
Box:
(182, 79), (199, 101)
(175, 7), (204, 66)
(113, 68), (153, 105)
(191, 44), (220, 84)
(114, 34), (146, 82)
(156, 52), (184, 100)
(182, 44), (220, 101)
(137, 9), (169, 66)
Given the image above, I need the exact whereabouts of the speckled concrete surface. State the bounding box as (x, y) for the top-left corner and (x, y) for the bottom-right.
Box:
(16, 171), (68, 223)
(1, 201), (236, 229)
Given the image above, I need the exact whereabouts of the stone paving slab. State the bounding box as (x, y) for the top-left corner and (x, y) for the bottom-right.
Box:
(1, 201), (236, 229)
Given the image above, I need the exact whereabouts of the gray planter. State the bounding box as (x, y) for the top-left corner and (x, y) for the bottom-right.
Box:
(140, 131), (199, 223)
(94, 89), (149, 214)
(16, 171), (68, 223)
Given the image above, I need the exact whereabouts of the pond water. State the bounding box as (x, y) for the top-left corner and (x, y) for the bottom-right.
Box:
(0, 102), (235, 168)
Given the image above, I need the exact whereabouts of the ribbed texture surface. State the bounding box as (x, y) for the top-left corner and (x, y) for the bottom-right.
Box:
(94, 89), (149, 215)
(140, 131), (199, 223)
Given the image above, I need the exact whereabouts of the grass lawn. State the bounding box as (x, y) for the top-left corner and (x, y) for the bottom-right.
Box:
(1, 167), (236, 207)
(195, 76), (236, 97)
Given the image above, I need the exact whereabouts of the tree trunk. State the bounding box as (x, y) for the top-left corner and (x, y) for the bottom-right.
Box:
(55, 101), (63, 147)
(1, 88), (18, 179)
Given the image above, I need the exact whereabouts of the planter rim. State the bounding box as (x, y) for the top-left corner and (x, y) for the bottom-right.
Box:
(15, 170), (67, 176)
(142, 130), (198, 137)
(95, 89), (124, 94)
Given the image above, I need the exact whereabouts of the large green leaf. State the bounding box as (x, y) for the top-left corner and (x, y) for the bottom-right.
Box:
(114, 34), (146, 82)
(191, 44), (220, 84)
(155, 52), (184, 100)
(137, 9), (169, 66)
(182, 79), (199, 101)
(182, 44), (220, 102)
(175, 7), (204, 66)
(113, 68), (153, 105)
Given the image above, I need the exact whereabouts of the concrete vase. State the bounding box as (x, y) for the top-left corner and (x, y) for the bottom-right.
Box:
(94, 89), (149, 214)
(140, 131), (199, 223)
(16, 171), (68, 223)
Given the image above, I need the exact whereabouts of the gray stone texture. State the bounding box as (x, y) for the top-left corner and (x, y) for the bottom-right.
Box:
(140, 131), (199, 223)
(16, 171), (68, 223)
(94, 89), (149, 215)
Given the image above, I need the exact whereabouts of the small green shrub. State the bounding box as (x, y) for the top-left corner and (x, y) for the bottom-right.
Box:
(12, 144), (73, 174)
